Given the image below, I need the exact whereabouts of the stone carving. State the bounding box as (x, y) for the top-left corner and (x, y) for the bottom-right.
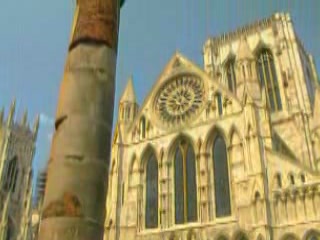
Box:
(42, 192), (83, 219)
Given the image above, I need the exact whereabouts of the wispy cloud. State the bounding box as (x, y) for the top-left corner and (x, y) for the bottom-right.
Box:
(39, 113), (54, 126)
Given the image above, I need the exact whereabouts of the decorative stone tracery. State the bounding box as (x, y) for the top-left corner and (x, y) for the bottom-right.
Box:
(155, 74), (206, 127)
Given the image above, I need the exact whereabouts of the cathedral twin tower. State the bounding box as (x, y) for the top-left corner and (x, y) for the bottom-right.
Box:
(105, 12), (320, 240)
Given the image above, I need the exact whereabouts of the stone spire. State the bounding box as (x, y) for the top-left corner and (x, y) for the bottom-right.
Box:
(118, 76), (139, 124)
(21, 109), (28, 127)
(33, 115), (40, 141)
(0, 107), (4, 124)
(7, 98), (16, 127)
(38, 1), (126, 239)
(120, 76), (137, 103)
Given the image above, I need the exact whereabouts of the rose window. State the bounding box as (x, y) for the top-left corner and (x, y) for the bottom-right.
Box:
(155, 74), (205, 126)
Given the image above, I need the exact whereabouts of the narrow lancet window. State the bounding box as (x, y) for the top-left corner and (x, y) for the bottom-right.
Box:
(226, 58), (237, 93)
(276, 173), (282, 188)
(5, 156), (18, 192)
(213, 135), (231, 217)
(257, 49), (282, 112)
(140, 117), (146, 139)
(216, 93), (223, 116)
(174, 139), (197, 224)
(145, 152), (158, 229)
(174, 146), (184, 224)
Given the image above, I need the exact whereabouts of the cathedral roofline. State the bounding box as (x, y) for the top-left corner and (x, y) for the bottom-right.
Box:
(203, 12), (290, 50)
(122, 51), (243, 138)
(0, 99), (40, 140)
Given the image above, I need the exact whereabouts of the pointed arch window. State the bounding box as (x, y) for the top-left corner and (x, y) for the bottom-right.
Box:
(242, 65), (246, 78)
(212, 135), (231, 217)
(308, 236), (318, 240)
(301, 174), (306, 183)
(140, 117), (146, 139)
(236, 233), (249, 240)
(5, 156), (18, 192)
(145, 151), (158, 229)
(276, 173), (282, 188)
(6, 219), (13, 240)
(307, 233), (320, 240)
(216, 93), (223, 116)
(174, 139), (197, 224)
(305, 67), (315, 108)
(288, 173), (295, 185)
(217, 236), (228, 240)
(225, 58), (237, 93)
(257, 49), (282, 112)
(125, 106), (130, 119)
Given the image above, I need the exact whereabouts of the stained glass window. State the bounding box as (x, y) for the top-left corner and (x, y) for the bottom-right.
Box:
(5, 156), (18, 192)
(145, 152), (158, 228)
(6, 219), (13, 240)
(289, 174), (295, 185)
(276, 174), (282, 188)
(186, 146), (197, 222)
(140, 117), (146, 139)
(217, 93), (223, 116)
(236, 234), (249, 240)
(174, 146), (184, 224)
(257, 50), (282, 112)
(217, 236), (228, 240)
(303, 66), (315, 109)
(155, 75), (205, 126)
(11, 169), (18, 193)
(308, 235), (319, 240)
(226, 58), (237, 93)
(174, 139), (197, 224)
(301, 174), (306, 183)
(213, 135), (231, 217)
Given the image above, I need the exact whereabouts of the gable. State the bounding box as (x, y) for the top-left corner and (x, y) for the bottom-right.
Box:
(124, 52), (243, 142)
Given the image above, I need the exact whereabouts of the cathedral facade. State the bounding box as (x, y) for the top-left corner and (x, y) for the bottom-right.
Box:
(105, 12), (320, 240)
(0, 100), (39, 240)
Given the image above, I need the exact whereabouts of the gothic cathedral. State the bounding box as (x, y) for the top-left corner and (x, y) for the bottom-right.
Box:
(105, 13), (320, 240)
(0, 100), (39, 240)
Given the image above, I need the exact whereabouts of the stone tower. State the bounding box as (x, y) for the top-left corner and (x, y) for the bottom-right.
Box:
(38, 0), (125, 239)
(0, 99), (39, 240)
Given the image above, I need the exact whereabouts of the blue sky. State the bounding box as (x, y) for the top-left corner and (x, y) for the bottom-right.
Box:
(0, 0), (319, 189)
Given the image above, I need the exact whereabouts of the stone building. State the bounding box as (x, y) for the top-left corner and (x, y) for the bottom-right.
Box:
(0, 99), (39, 240)
(34, 169), (47, 211)
(104, 12), (320, 240)
(31, 168), (47, 240)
